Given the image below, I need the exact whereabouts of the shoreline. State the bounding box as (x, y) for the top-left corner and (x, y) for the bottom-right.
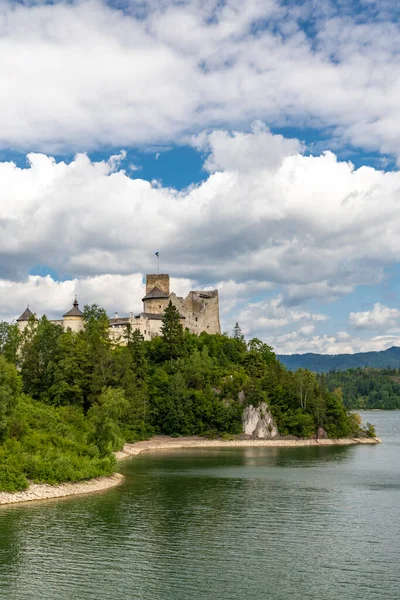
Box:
(0, 436), (381, 506)
(0, 473), (124, 506)
(115, 435), (382, 459)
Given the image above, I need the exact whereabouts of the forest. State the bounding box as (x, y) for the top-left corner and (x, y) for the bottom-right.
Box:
(321, 367), (400, 409)
(278, 346), (400, 372)
(0, 303), (366, 492)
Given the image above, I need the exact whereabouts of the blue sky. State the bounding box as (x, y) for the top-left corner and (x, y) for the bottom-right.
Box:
(1, 0), (400, 354)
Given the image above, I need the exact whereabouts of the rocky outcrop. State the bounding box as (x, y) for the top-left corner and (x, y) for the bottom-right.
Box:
(242, 402), (279, 439)
(316, 427), (328, 439)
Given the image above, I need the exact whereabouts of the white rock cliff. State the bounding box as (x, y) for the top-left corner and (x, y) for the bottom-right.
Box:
(242, 402), (279, 439)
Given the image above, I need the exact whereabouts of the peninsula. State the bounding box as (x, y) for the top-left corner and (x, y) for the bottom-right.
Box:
(0, 273), (378, 500)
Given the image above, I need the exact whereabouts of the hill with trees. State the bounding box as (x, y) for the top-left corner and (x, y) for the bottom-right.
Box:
(320, 367), (400, 410)
(278, 346), (400, 373)
(0, 303), (367, 492)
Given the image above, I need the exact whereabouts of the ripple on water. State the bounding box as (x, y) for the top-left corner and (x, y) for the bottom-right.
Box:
(0, 412), (399, 600)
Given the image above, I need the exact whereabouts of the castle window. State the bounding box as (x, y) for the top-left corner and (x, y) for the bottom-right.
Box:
(159, 305), (161, 309)
(195, 317), (198, 322)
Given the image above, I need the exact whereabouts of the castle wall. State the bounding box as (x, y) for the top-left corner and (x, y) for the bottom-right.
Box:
(16, 273), (221, 345)
(17, 321), (29, 333)
(109, 314), (163, 344)
(62, 316), (85, 333)
(143, 297), (169, 315)
(146, 274), (170, 295)
(169, 290), (220, 335)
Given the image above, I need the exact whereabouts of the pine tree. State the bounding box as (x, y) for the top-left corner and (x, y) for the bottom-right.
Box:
(232, 322), (244, 341)
(48, 330), (92, 408)
(82, 304), (115, 405)
(0, 322), (20, 366)
(161, 301), (184, 361)
(20, 316), (63, 400)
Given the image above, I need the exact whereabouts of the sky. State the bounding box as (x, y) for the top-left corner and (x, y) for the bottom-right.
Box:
(1, 0), (400, 354)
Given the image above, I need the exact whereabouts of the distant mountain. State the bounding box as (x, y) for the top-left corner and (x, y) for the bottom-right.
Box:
(277, 346), (400, 373)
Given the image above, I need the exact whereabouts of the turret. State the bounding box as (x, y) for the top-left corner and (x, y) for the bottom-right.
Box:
(62, 297), (84, 332)
(16, 306), (34, 332)
(142, 274), (170, 314)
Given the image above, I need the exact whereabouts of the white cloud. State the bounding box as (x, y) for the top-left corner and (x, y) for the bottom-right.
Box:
(273, 330), (400, 355)
(193, 123), (302, 173)
(0, 273), (196, 321)
(1, 127), (400, 302)
(236, 294), (328, 338)
(2, 125), (400, 354)
(0, 0), (400, 157)
(349, 303), (400, 329)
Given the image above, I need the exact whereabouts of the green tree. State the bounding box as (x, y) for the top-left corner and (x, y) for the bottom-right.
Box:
(20, 317), (63, 400)
(115, 330), (150, 438)
(88, 387), (129, 455)
(83, 304), (115, 405)
(47, 330), (92, 408)
(232, 322), (244, 341)
(0, 322), (20, 365)
(161, 301), (184, 361)
(293, 369), (317, 411)
(0, 356), (22, 441)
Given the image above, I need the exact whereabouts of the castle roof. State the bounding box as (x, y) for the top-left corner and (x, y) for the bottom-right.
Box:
(136, 312), (185, 320)
(16, 306), (34, 322)
(142, 286), (169, 301)
(109, 318), (130, 327)
(63, 298), (84, 318)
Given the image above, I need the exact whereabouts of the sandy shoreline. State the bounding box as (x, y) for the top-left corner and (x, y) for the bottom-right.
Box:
(0, 435), (381, 506)
(115, 435), (382, 459)
(0, 473), (124, 506)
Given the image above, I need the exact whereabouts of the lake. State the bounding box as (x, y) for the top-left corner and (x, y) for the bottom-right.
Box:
(0, 411), (399, 600)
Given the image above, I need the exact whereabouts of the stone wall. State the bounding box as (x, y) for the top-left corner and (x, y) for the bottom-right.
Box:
(109, 314), (163, 343)
(62, 316), (85, 333)
(146, 274), (170, 295)
(170, 290), (221, 335)
(143, 297), (169, 315)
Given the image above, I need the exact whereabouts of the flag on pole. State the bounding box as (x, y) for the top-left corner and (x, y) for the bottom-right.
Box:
(155, 252), (160, 257)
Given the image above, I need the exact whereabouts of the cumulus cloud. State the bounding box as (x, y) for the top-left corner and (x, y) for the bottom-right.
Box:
(1, 127), (400, 301)
(2, 125), (400, 353)
(272, 330), (400, 355)
(0, 0), (400, 157)
(193, 123), (302, 173)
(0, 273), (196, 322)
(349, 303), (400, 329)
(235, 294), (328, 337)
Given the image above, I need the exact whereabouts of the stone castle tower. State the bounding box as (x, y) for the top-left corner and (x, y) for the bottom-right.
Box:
(109, 273), (221, 341)
(142, 274), (171, 315)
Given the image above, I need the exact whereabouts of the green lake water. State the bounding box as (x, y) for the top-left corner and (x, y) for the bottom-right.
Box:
(0, 410), (399, 600)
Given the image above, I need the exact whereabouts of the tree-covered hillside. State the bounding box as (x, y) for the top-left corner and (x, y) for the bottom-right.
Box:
(0, 303), (367, 492)
(278, 346), (400, 373)
(320, 368), (400, 409)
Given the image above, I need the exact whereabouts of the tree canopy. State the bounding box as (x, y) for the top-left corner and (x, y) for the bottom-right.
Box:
(320, 367), (400, 409)
(0, 309), (367, 492)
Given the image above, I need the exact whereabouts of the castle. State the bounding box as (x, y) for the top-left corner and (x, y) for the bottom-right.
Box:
(16, 273), (221, 342)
